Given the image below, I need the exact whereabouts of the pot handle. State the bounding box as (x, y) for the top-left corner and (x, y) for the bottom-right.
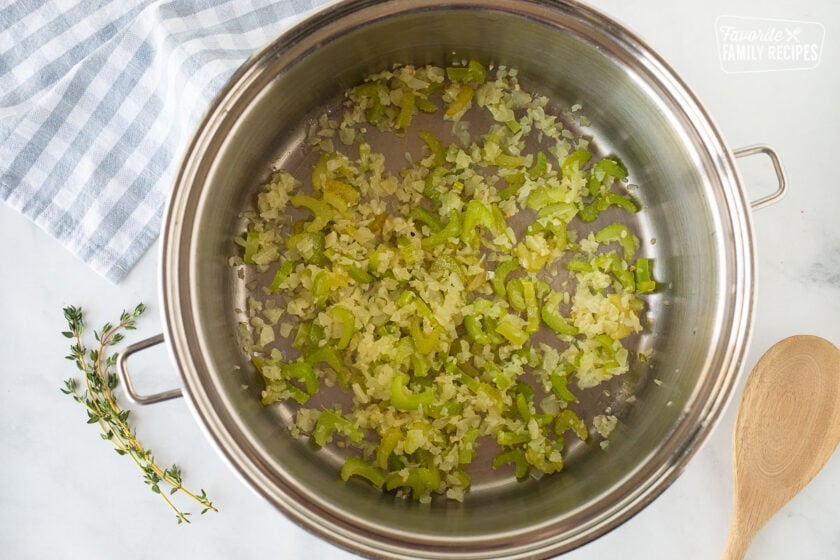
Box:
(733, 144), (788, 210)
(116, 333), (183, 405)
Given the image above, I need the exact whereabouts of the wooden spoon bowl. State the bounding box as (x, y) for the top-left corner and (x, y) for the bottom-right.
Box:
(722, 335), (840, 559)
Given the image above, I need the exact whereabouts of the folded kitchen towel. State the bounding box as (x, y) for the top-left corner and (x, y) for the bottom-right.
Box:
(0, 0), (331, 282)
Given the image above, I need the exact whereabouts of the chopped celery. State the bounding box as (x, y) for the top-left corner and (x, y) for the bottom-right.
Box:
(595, 223), (639, 260)
(421, 210), (462, 248)
(541, 292), (579, 336)
(396, 89), (415, 129)
(305, 346), (350, 388)
(635, 257), (656, 293)
(445, 60), (486, 83)
(242, 231), (260, 264)
(561, 148), (591, 176)
(410, 206), (444, 233)
(417, 130), (446, 166)
(268, 261), (293, 294)
(492, 449), (529, 479)
(329, 306), (356, 350)
(528, 151), (548, 179)
(385, 466), (441, 500)
(491, 259), (519, 297)
(555, 409), (588, 441)
(445, 85), (474, 117)
(494, 315), (530, 347)
(313, 410), (363, 447)
(376, 427), (403, 469)
(340, 457), (385, 488)
(550, 372), (577, 403)
(495, 153), (528, 168)
(390, 373), (435, 410)
(346, 264), (373, 284)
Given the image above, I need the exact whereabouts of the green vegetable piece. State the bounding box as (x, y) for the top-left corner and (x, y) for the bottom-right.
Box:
(423, 166), (447, 204)
(461, 200), (496, 247)
(312, 270), (335, 307)
(385, 466), (441, 500)
(415, 97), (438, 113)
(243, 231), (260, 264)
(555, 409), (588, 441)
(601, 192), (638, 213)
(346, 264), (374, 284)
(409, 317), (442, 355)
(561, 148), (592, 176)
(491, 259), (519, 297)
(577, 199), (600, 223)
(285, 231), (326, 264)
(409, 206), (444, 233)
(411, 353), (432, 378)
(313, 410), (363, 447)
(268, 260), (294, 294)
(521, 280), (540, 333)
(635, 258), (656, 293)
(323, 178), (360, 205)
(526, 186), (565, 210)
(390, 373), (435, 411)
(587, 158), (627, 196)
(541, 292), (579, 336)
(593, 158), (628, 181)
(305, 346), (350, 389)
(492, 449), (529, 479)
(430, 254), (466, 283)
(340, 457), (385, 488)
(421, 210), (462, 248)
(397, 235), (416, 265)
(494, 315), (530, 347)
(528, 151), (548, 179)
(377, 427), (404, 469)
(310, 152), (335, 193)
(567, 259), (593, 273)
(280, 361), (319, 402)
(418, 130), (446, 167)
(445, 85), (474, 117)
(458, 428), (480, 464)
(499, 172), (526, 200)
(495, 153), (527, 168)
(613, 266), (636, 292)
(354, 81), (389, 124)
(445, 60), (486, 84)
(329, 306), (355, 350)
(537, 203), (577, 226)
(463, 315), (494, 345)
(515, 393), (532, 422)
(496, 430), (531, 446)
(506, 119), (522, 133)
(506, 278), (526, 311)
(550, 372), (577, 403)
(595, 223), (639, 261)
(290, 194), (336, 230)
(396, 89), (415, 129)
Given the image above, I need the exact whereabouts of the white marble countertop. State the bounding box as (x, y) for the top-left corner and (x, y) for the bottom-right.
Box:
(1, 1), (838, 558)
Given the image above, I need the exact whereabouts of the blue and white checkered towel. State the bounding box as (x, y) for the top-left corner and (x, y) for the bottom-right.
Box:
(0, 0), (330, 282)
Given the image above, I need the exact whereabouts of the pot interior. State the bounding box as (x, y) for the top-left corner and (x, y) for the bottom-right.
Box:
(165, 1), (753, 557)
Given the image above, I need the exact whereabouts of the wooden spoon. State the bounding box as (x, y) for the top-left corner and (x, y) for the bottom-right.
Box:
(722, 335), (840, 560)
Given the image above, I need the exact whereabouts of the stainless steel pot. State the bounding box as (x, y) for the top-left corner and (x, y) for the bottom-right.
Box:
(119, 1), (786, 558)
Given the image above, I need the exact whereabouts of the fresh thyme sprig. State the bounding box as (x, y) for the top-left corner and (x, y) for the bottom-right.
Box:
(60, 304), (218, 524)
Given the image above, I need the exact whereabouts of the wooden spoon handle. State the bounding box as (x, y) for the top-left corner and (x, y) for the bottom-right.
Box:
(721, 524), (755, 560)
